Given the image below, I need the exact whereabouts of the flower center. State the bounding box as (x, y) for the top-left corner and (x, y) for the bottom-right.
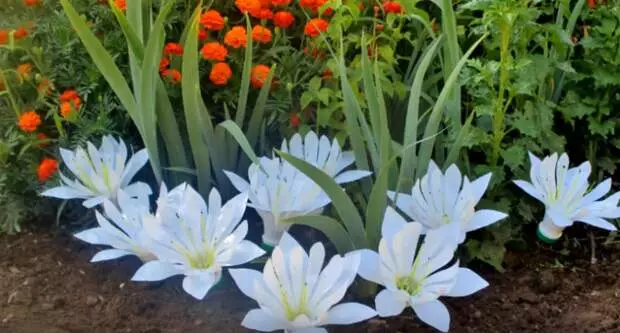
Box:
(396, 275), (421, 296)
(281, 284), (310, 321)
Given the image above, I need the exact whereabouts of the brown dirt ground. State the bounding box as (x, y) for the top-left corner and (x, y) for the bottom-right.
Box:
(1, 230), (620, 333)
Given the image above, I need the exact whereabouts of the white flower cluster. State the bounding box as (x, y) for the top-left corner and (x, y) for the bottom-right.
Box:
(42, 134), (619, 332)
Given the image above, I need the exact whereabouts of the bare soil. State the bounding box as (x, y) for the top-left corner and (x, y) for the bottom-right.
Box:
(1, 231), (620, 333)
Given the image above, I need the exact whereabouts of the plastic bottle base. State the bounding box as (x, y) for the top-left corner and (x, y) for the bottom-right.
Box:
(261, 243), (275, 254)
(536, 227), (559, 244)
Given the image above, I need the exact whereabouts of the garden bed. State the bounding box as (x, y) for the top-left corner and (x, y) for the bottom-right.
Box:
(1, 229), (619, 333)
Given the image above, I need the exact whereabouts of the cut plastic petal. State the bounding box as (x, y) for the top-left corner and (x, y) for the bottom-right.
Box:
(446, 268), (489, 297)
(375, 289), (407, 317)
(241, 308), (288, 331)
(325, 302), (377, 325)
(182, 273), (217, 300)
(333, 170), (372, 184)
(220, 240), (265, 267)
(412, 299), (450, 332)
(354, 249), (382, 284)
(229, 268), (262, 299)
(467, 209), (508, 232)
(91, 249), (134, 262)
(41, 186), (89, 199)
(131, 260), (181, 282)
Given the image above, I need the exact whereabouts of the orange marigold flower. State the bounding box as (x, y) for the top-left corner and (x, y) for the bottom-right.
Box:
(24, 0), (40, 6)
(252, 25), (272, 44)
(383, 1), (403, 14)
(253, 8), (273, 20)
(16, 63), (33, 80)
(323, 7), (334, 15)
(259, 0), (271, 8)
(159, 57), (170, 73)
(200, 10), (225, 31)
(304, 18), (329, 38)
(209, 62), (233, 86)
(37, 77), (53, 95)
(163, 42), (184, 56)
(18, 110), (41, 133)
(59, 89), (79, 103)
(224, 26), (247, 48)
(235, 0), (261, 13)
(60, 101), (79, 118)
(114, 0), (126, 11)
(0, 30), (7, 45)
(162, 69), (182, 84)
(37, 158), (58, 182)
(273, 11), (294, 29)
(289, 112), (301, 128)
(250, 64), (271, 88)
(272, 0), (291, 6)
(300, 0), (326, 11)
(321, 69), (333, 79)
(587, 0), (596, 8)
(36, 133), (49, 147)
(200, 42), (228, 61)
(14, 27), (29, 39)
(198, 28), (208, 41)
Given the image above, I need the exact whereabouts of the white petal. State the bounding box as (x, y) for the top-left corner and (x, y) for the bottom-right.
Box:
(83, 196), (106, 208)
(123, 181), (153, 198)
(132, 260), (181, 281)
(121, 149), (149, 186)
(446, 268), (488, 297)
(229, 268), (262, 299)
(468, 173), (491, 203)
(325, 302), (377, 325)
(513, 180), (543, 202)
(241, 308), (288, 332)
(223, 170), (251, 194)
(333, 170), (372, 184)
(41, 186), (89, 199)
(375, 289), (407, 317)
(382, 206), (408, 239)
(412, 299), (451, 332)
(182, 273), (217, 300)
(467, 209), (507, 232)
(354, 249), (382, 284)
(91, 249), (134, 262)
(219, 240), (265, 266)
(293, 328), (328, 333)
(579, 217), (617, 231)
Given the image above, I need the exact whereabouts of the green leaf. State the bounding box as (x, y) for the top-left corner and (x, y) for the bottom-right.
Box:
(278, 151), (368, 249)
(234, 15), (254, 126)
(137, 0), (176, 184)
(182, 4), (213, 196)
(285, 215), (355, 254)
(416, 34), (486, 176)
(219, 120), (261, 167)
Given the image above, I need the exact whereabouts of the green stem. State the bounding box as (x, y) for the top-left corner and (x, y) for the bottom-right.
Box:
(0, 72), (21, 118)
(490, 21), (511, 165)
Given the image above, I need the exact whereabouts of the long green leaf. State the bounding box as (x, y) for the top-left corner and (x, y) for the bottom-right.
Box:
(364, 153), (400, 249)
(219, 120), (261, 167)
(247, 66), (276, 148)
(444, 110), (474, 167)
(278, 151), (368, 249)
(285, 215), (355, 255)
(416, 35), (486, 176)
(137, 0), (175, 184)
(125, 0), (144, 98)
(234, 15), (254, 125)
(439, 0), (462, 130)
(182, 5), (212, 196)
(399, 37), (442, 185)
(59, 0), (138, 126)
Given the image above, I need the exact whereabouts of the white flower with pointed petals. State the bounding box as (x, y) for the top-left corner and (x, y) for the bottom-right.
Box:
(388, 161), (507, 243)
(355, 207), (489, 332)
(74, 190), (155, 263)
(225, 131), (371, 246)
(514, 152), (620, 242)
(230, 233), (377, 333)
(41, 136), (152, 208)
(131, 184), (265, 300)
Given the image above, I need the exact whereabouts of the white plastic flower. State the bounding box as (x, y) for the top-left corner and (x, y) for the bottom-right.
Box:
(355, 207), (489, 332)
(388, 161), (507, 243)
(225, 131), (371, 246)
(41, 135), (152, 208)
(74, 189), (155, 263)
(229, 233), (377, 333)
(131, 184), (265, 300)
(514, 152), (620, 242)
